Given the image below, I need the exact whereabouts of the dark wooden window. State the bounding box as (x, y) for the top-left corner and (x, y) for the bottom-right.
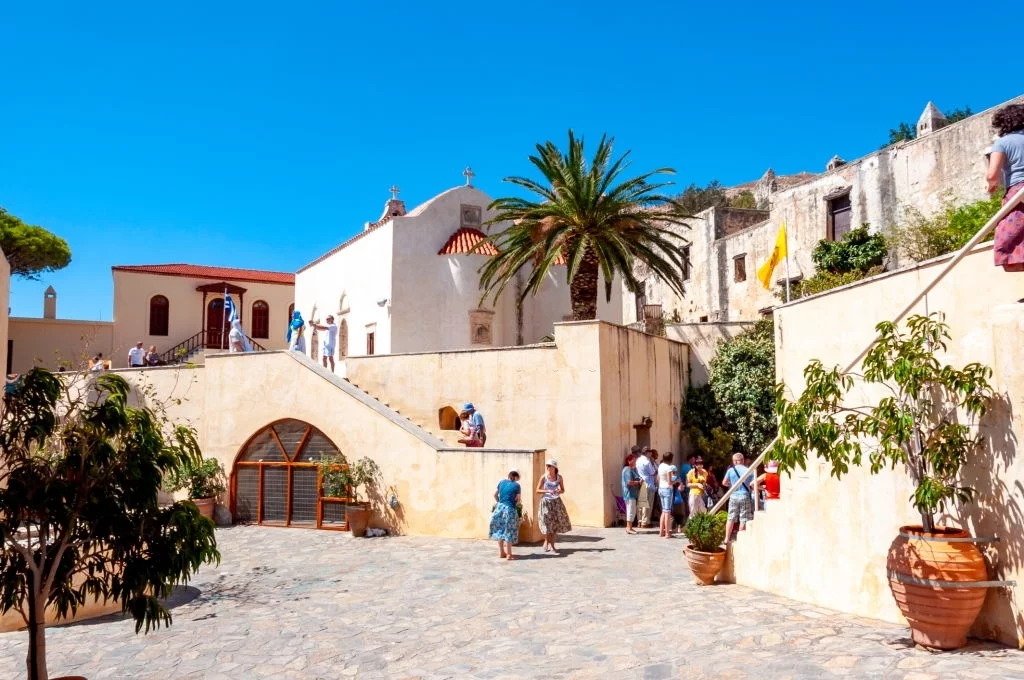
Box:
(681, 245), (691, 281)
(634, 282), (647, 322)
(699, 315), (708, 323)
(366, 331), (375, 356)
(734, 255), (747, 283)
(251, 301), (270, 339)
(827, 192), (852, 241)
(149, 295), (169, 336)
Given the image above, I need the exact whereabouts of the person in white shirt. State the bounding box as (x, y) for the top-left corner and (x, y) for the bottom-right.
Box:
(309, 315), (339, 370)
(657, 452), (678, 538)
(127, 342), (146, 368)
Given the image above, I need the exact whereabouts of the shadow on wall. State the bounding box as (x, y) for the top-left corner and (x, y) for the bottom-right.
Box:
(367, 483), (406, 536)
(958, 392), (1024, 643)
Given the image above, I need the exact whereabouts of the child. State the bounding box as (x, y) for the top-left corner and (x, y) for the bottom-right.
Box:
(987, 103), (1024, 276)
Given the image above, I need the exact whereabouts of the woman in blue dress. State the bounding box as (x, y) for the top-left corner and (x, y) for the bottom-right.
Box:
(489, 470), (522, 560)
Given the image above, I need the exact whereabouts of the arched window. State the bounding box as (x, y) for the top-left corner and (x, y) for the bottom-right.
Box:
(231, 419), (347, 529)
(339, 319), (348, 358)
(149, 295), (169, 336)
(251, 301), (270, 339)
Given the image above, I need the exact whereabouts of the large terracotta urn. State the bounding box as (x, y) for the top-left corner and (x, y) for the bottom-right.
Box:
(684, 546), (726, 585)
(192, 497), (215, 520)
(887, 525), (988, 650)
(346, 502), (370, 538)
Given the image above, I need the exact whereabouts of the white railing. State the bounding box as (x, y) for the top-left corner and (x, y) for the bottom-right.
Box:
(711, 188), (1024, 518)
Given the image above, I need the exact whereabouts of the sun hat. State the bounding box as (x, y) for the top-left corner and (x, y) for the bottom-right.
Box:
(766, 461), (779, 472)
(546, 459), (558, 467)
(463, 402), (475, 411)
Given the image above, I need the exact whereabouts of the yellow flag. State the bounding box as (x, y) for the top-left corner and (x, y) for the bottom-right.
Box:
(756, 222), (788, 289)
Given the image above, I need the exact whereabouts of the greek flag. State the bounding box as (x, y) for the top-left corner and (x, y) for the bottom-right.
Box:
(224, 293), (253, 352)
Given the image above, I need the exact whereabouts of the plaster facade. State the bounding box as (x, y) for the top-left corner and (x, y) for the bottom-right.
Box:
(344, 322), (687, 527)
(111, 267), (295, 365)
(665, 321), (755, 387)
(731, 244), (1024, 648)
(7, 318), (114, 373)
(631, 94), (1024, 325)
(294, 185), (622, 370)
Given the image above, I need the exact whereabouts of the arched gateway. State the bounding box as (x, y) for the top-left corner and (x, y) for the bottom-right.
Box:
(231, 419), (349, 530)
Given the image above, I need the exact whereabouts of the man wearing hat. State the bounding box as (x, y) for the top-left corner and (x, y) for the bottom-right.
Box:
(463, 402), (486, 446)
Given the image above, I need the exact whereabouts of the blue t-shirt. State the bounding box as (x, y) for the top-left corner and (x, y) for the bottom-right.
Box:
(994, 131), (1024, 189)
(724, 465), (751, 498)
(496, 479), (520, 506)
(679, 463), (693, 496)
(621, 466), (641, 500)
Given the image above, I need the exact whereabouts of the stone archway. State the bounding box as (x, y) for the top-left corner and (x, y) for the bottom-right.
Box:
(230, 419), (348, 529)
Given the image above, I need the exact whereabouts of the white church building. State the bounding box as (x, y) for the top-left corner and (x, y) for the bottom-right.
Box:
(294, 172), (623, 365)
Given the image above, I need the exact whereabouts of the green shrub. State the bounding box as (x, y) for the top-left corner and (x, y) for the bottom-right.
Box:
(888, 194), (1001, 262)
(707, 318), (777, 456)
(167, 456), (226, 499)
(684, 511), (728, 552)
(685, 425), (734, 474)
(811, 225), (888, 274)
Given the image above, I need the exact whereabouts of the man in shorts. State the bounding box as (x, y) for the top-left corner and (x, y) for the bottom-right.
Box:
(309, 315), (339, 371)
(722, 452), (753, 542)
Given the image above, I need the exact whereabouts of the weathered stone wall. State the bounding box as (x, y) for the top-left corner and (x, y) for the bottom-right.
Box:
(631, 94), (1024, 325)
(665, 321), (754, 386)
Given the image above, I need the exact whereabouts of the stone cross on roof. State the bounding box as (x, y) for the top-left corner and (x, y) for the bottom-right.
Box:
(463, 167), (475, 187)
(389, 185), (401, 199)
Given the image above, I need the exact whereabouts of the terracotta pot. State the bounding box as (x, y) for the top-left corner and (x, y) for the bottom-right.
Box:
(346, 503), (370, 537)
(887, 525), (988, 650)
(684, 545), (726, 585)
(192, 497), (215, 520)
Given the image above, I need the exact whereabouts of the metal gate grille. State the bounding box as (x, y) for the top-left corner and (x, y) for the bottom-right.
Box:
(231, 419), (349, 530)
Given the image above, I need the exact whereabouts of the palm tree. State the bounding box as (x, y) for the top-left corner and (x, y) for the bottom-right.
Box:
(477, 131), (690, 320)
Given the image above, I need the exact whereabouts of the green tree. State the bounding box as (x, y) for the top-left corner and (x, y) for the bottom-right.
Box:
(676, 180), (728, 215)
(0, 369), (220, 680)
(812, 225), (888, 274)
(882, 106), (973, 148)
(706, 318), (777, 456)
(888, 194), (1002, 262)
(728, 190), (758, 209)
(773, 314), (993, 532)
(479, 131), (690, 320)
(0, 208), (72, 280)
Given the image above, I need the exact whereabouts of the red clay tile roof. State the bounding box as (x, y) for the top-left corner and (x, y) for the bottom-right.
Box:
(111, 263), (295, 285)
(437, 228), (499, 256)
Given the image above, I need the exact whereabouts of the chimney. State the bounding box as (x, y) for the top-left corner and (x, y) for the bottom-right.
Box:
(43, 286), (57, 319)
(826, 155), (847, 171)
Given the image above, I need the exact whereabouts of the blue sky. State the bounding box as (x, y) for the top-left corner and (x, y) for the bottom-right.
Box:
(1, 1), (1013, 320)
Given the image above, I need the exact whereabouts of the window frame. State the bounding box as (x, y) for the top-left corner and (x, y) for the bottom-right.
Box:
(826, 190), (853, 242)
(251, 300), (270, 339)
(733, 254), (747, 283)
(149, 295), (170, 336)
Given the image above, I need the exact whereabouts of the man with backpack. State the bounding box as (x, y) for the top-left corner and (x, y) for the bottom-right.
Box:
(722, 452), (753, 542)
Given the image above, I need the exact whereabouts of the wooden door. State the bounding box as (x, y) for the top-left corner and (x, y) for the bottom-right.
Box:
(207, 298), (228, 348)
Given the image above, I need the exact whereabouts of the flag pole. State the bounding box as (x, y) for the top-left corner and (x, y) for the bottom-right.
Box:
(783, 212), (791, 303)
(223, 287), (229, 350)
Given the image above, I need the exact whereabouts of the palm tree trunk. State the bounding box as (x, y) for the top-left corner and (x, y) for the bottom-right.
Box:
(569, 249), (600, 320)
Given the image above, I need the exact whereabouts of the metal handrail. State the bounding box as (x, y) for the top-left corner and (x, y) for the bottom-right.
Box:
(158, 330), (268, 364)
(711, 188), (1024, 517)
(159, 330), (206, 364)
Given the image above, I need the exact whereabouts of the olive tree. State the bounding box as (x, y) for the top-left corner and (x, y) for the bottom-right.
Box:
(0, 369), (220, 680)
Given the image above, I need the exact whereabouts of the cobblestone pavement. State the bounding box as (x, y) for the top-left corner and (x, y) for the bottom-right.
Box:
(1, 526), (1022, 679)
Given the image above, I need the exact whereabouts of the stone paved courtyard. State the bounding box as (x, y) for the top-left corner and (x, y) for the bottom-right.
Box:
(1, 526), (1022, 679)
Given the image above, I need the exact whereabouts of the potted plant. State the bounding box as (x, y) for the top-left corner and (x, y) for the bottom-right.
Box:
(682, 511), (728, 585)
(774, 313), (994, 650)
(320, 456), (381, 537)
(167, 457), (227, 520)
